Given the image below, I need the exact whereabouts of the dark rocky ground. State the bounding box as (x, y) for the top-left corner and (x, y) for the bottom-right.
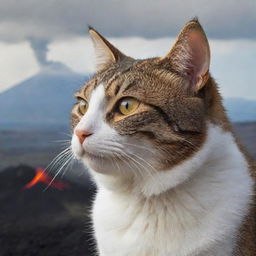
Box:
(0, 122), (255, 255)
(0, 166), (96, 256)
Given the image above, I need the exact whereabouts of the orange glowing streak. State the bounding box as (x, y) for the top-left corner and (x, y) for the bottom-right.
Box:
(24, 167), (69, 190)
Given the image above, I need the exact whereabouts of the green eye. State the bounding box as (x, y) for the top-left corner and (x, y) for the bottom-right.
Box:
(118, 98), (140, 115)
(78, 99), (88, 115)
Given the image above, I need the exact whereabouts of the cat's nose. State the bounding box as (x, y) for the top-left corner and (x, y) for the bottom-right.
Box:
(75, 129), (92, 144)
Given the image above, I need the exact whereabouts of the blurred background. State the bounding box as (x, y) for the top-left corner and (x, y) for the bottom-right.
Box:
(0, 0), (255, 255)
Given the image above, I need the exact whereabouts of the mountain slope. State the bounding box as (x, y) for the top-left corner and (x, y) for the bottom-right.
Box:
(0, 63), (88, 128)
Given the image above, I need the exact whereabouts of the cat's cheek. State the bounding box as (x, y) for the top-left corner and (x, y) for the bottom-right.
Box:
(71, 135), (84, 158)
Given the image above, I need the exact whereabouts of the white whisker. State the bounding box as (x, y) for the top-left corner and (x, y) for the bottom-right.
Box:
(44, 154), (73, 191)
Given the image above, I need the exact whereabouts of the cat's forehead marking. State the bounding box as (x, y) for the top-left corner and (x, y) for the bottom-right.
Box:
(105, 75), (136, 98)
(88, 83), (105, 109)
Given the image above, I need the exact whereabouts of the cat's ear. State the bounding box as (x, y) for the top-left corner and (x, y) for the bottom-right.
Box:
(161, 19), (210, 92)
(89, 27), (127, 72)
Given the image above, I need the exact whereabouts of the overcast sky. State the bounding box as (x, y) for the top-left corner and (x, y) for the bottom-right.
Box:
(1, 0), (256, 41)
(0, 0), (255, 99)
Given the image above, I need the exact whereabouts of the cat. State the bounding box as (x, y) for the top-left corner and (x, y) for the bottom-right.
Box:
(71, 19), (255, 256)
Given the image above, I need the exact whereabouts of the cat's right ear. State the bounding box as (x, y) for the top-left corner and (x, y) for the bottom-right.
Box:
(89, 27), (127, 72)
(160, 19), (210, 92)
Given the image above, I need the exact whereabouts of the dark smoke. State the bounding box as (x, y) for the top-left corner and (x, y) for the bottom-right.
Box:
(29, 38), (50, 67)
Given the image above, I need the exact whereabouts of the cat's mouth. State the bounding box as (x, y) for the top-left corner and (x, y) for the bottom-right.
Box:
(72, 141), (112, 164)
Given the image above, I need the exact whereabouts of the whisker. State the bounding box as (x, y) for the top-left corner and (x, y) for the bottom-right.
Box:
(59, 132), (73, 138)
(43, 147), (71, 174)
(120, 151), (151, 178)
(121, 142), (156, 154)
(116, 153), (142, 179)
(125, 151), (156, 177)
(47, 149), (72, 174)
(44, 154), (73, 191)
(52, 139), (71, 144)
(61, 151), (75, 178)
(171, 133), (200, 151)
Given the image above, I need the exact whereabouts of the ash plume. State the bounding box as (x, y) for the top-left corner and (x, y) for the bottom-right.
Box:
(29, 38), (50, 67)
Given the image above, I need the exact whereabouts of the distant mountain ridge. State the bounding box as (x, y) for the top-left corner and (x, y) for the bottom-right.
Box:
(224, 98), (256, 122)
(0, 65), (255, 129)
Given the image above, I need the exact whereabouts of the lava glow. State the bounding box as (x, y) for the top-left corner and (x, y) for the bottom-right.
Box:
(24, 167), (69, 190)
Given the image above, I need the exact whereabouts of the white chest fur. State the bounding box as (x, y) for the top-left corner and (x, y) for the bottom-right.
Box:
(91, 125), (253, 256)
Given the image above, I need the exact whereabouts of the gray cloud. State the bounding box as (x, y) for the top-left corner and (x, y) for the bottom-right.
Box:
(0, 0), (255, 43)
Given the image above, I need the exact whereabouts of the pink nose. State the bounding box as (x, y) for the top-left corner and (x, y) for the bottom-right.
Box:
(75, 129), (92, 144)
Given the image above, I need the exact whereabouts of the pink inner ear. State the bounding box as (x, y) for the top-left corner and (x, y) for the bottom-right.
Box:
(188, 31), (210, 85)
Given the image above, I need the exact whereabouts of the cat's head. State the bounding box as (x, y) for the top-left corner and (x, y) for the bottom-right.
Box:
(71, 19), (228, 183)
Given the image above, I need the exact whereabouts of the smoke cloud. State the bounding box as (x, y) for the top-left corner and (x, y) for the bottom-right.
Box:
(29, 38), (50, 67)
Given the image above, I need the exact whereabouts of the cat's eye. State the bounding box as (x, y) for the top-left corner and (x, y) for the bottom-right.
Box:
(118, 98), (140, 115)
(78, 99), (88, 115)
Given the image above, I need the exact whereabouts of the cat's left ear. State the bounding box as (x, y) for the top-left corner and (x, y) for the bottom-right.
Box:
(89, 27), (127, 72)
(161, 19), (210, 92)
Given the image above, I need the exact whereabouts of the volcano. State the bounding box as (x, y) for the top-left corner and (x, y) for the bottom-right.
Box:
(0, 165), (96, 256)
(0, 62), (88, 129)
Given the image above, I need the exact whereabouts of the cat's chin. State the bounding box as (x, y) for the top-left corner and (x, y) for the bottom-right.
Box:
(81, 152), (117, 174)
